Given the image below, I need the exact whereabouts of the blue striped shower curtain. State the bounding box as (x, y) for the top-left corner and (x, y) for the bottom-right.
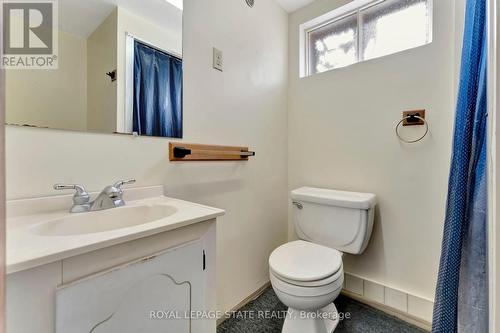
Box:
(431, 0), (488, 332)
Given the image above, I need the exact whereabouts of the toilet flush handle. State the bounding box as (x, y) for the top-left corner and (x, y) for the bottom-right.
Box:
(292, 201), (303, 209)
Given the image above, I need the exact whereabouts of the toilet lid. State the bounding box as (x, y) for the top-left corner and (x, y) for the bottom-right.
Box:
(269, 240), (342, 282)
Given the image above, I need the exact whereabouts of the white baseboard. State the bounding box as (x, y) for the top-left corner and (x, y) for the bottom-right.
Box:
(343, 272), (433, 331)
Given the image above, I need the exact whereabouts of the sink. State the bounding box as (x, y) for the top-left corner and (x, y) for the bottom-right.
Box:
(7, 186), (225, 274)
(31, 205), (178, 236)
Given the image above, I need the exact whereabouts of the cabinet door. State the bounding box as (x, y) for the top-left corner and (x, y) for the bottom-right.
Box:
(56, 240), (204, 333)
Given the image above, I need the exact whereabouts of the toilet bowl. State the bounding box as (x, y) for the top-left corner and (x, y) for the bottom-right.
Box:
(269, 240), (344, 333)
(269, 187), (376, 333)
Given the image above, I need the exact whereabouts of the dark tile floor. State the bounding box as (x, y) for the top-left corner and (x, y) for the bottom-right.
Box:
(217, 287), (428, 333)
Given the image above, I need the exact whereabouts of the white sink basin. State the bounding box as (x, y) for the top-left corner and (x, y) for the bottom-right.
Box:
(31, 204), (178, 236)
(7, 187), (225, 274)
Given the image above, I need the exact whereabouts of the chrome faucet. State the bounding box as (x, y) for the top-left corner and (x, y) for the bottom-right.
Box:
(90, 179), (136, 212)
(54, 179), (136, 213)
(53, 184), (91, 213)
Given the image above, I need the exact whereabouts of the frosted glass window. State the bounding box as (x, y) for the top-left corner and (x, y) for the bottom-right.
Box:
(303, 0), (432, 76)
(361, 0), (431, 61)
(308, 13), (358, 74)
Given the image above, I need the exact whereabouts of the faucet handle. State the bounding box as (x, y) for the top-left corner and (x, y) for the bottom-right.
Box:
(53, 184), (90, 205)
(113, 179), (136, 189)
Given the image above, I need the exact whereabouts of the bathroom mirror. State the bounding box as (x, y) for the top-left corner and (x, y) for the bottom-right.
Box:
(5, 0), (183, 138)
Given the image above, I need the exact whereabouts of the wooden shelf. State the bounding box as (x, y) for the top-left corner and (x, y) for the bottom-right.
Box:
(169, 142), (255, 161)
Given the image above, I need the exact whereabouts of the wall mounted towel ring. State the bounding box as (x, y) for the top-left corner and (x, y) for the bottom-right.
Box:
(395, 115), (429, 144)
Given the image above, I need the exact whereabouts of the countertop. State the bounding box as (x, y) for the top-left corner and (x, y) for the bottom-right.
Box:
(7, 186), (225, 274)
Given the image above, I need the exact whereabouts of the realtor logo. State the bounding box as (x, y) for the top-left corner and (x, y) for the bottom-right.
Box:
(2, 0), (58, 69)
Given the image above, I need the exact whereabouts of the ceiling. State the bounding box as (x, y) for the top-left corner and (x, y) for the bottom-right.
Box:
(275, 0), (317, 13)
(58, 0), (316, 39)
(59, 0), (182, 38)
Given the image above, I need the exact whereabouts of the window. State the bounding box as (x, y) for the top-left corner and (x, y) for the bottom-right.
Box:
(308, 13), (358, 74)
(301, 0), (432, 77)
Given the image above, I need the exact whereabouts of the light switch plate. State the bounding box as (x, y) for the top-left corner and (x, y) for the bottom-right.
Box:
(213, 47), (223, 72)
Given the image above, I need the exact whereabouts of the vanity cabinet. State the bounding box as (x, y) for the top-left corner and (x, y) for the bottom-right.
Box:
(7, 221), (217, 333)
(58, 240), (202, 333)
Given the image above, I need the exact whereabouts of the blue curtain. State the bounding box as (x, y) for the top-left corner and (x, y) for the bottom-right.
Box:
(432, 0), (488, 332)
(133, 41), (183, 138)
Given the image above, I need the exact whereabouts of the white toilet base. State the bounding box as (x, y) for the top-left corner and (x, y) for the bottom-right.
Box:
(282, 303), (340, 333)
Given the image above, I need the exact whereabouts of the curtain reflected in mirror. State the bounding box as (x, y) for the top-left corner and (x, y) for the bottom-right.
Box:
(5, 0), (183, 139)
(132, 41), (182, 138)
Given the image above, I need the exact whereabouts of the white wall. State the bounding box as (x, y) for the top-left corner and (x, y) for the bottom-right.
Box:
(5, 31), (87, 131)
(288, 0), (458, 301)
(87, 9), (118, 133)
(5, 0), (288, 314)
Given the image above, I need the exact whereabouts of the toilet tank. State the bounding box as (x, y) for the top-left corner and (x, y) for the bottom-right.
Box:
(291, 187), (376, 254)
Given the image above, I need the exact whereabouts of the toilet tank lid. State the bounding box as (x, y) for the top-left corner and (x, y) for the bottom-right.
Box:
(291, 187), (376, 210)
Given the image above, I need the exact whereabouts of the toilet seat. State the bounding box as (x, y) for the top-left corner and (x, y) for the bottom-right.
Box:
(270, 268), (344, 297)
(270, 263), (343, 287)
(269, 240), (344, 297)
(269, 240), (343, 282)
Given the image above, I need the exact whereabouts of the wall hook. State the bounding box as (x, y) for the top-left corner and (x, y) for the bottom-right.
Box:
(106, 70), (117, 82)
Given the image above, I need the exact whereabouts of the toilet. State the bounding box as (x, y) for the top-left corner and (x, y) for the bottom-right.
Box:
(269, 187), (376, 333)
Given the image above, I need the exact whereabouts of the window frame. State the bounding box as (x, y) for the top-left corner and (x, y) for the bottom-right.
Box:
(299, 0), (433, 77)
